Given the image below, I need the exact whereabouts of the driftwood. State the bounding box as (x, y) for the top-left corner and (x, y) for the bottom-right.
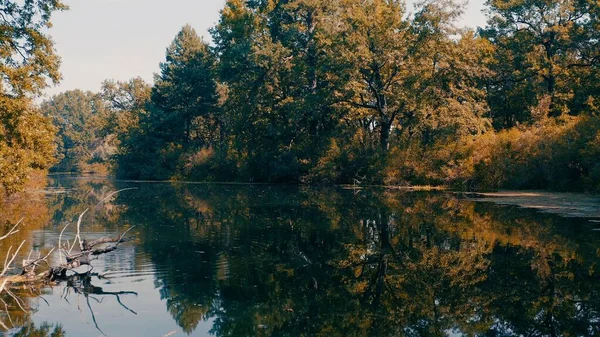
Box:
(0, 218), (135, 288)
(0, 188), (138, 335)
(0, 217), (136, 335)
(0, 185), (138, 287)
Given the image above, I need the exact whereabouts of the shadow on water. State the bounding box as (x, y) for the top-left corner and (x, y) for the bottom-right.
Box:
(2, 176), (600, 336)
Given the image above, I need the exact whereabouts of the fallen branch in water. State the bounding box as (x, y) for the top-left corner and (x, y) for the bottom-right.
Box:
(0, 204), (136, 287)
(54, 226), (136, 276)
(0, 221), (136, 332)
(0, 188), (138, 333)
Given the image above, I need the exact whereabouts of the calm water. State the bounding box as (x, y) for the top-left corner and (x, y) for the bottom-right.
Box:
(2, 176), (600, 336)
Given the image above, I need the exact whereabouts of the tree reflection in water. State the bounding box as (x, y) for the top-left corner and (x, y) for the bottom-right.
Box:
(113, 183), (600, 336)
(2, 177), (600, 336)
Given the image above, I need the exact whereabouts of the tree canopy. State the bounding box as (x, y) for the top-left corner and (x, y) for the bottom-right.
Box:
(0, 0), (67, 194)
(35, 0), (600, 192)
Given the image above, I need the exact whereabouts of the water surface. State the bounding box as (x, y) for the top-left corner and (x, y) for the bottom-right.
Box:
(2, 176), (600, 336)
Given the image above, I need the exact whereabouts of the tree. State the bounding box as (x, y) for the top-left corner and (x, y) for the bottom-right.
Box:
(212, 0), (349, 182)
(152, 25), (219, 146)
(408, 2), (493, 145)
(99, 78), (156, 179)
(339, 0), (488, 152)
(0, 0), (67, 193)
(339, 0), (414, 153)
(482, 0), (598, 122)
(101, 77), (152, 140)
(41, 90), (110, 172)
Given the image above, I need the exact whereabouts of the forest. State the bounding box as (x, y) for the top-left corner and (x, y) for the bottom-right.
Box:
(1, 0), (600, 194)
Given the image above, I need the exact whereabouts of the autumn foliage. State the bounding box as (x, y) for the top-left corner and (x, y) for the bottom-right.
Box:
(13, 0), (599, 192)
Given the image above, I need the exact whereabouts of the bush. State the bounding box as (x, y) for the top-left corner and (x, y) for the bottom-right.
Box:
(456, 115), (600, 191)
(383, 115), (600, 192)
(182, 147), (238, 182)
(306, 137), (386, 185)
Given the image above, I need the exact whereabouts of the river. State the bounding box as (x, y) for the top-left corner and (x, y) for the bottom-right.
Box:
(1, 175), (600, 336)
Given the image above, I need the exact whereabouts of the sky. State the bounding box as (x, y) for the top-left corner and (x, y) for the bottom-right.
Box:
(43, 0), (487, 98)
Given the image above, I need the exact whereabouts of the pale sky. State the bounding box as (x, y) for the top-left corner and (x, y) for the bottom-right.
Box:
(43, 0), (487, 98)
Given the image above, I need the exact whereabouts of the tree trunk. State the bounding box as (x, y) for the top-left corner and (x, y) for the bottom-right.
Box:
(544, 39), (560, 118)
(380, 120), (391, 152)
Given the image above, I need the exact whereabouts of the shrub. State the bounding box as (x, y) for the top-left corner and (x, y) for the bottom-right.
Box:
(383, 114), (600, 192)
(182, 147), (238, 182)
(459, 115), (600, 191)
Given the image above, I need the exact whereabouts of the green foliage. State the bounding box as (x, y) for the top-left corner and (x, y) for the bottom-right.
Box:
(100, 78), (157, 179)
(55, 0), (599, 191)
(41, 90), (112, 173)
(153, 25), (220, 146)
(339, 0), (414, 153)
(303, 0), (493, 184)
(109, 27), (224, 181)
(0, 98), (57, 194)
(482, 0), (600, 125)
(391, 115), (600, 191)
(0, 0), (66, 194)
(0, 1), (66, 97)
(306, 136), (386, 184)
(381, 114), (600, 192)
(212, 0), (350, 182)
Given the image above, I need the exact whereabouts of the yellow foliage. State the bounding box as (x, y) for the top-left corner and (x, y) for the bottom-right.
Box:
(384, 114), (600, 191)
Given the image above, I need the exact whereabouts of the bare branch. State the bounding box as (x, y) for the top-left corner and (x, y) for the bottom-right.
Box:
(0, 279), (8, 294)
(86, 295), (107, 336)
(6, 289), (27, 313)
(58, 222), (70, 263)
(0, 297), (14, 328)
(1, 240), (26, 277)
(96, 188), (138, 206)
(69, 209), (89, 254)
(116, 294), (137, 315)
(0, 319), (9, 331)
(0, 218), (24, 241)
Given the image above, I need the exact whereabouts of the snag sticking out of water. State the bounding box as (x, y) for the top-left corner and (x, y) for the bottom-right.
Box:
(0, 189), (138, 334)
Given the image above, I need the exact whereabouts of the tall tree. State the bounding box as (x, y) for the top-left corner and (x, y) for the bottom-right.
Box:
(152, 25), (219, 146)
(99, 78), (156, 179)
(212, 0), (348, 181)
(0, 0), (67, 193)
(482, 0), (598, 122)
(409, 2), (493, 145)
(339, 0), (488, 151)
(339, 0), (413, 153)
(101, 77), (152, 136)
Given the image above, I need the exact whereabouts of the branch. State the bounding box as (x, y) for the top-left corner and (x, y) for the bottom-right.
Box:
(86, 295), (106, 336)
(69, 209), (89, 254)
(116, 294), (137, 315)
(1, 240), (26, 277)
(22, 247), (55, 276)
(352, 100), (379, 111)
(96, 188), (138, 207)
(0, 218), (23, 241)
(58, 222), (70, 263)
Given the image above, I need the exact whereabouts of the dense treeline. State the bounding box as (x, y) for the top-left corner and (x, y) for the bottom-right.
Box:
(6, 0), (598, 194)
